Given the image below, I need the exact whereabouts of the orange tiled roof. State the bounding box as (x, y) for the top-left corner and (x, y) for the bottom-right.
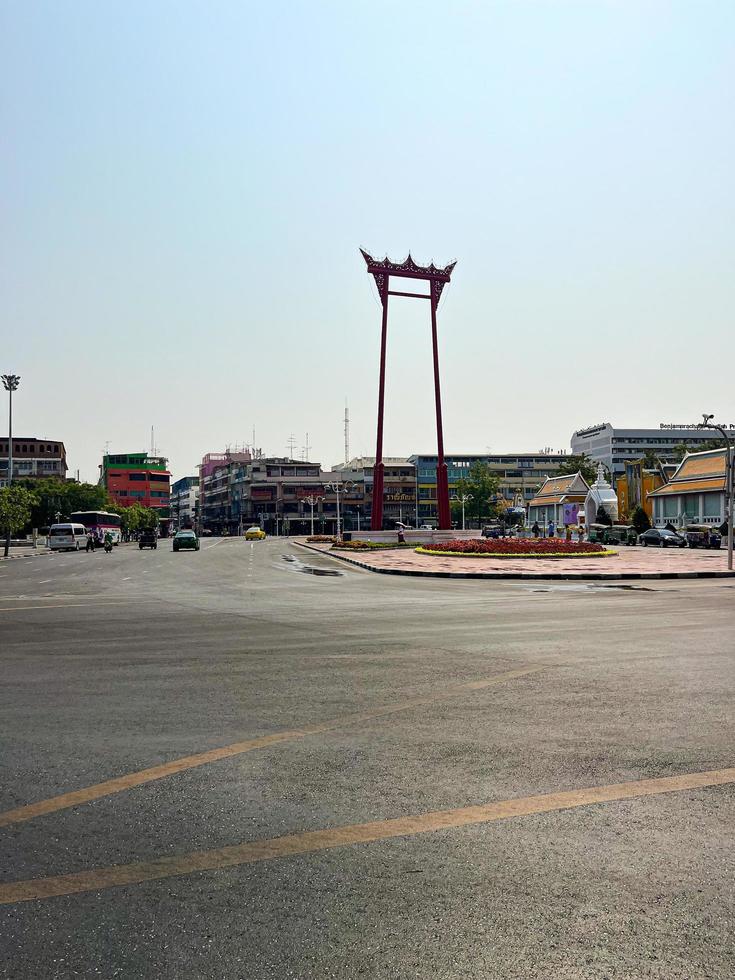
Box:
(675, 453), (726, 480)
(649, 476), (725, 496)
(527, 492), (586, 507)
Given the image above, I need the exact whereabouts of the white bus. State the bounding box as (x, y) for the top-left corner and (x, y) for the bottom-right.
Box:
(48, 523), (89, 551)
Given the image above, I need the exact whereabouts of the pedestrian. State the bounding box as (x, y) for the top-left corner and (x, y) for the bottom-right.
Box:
(86, 531), (95, 553)
(548, 520), (555, 538)
(532, 521), (540, 538)
(565, 525), (572, 541)
(397, 527), (406, 544)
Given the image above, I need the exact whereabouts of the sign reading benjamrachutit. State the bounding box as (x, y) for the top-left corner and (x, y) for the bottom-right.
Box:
(660, 423), (735, 430)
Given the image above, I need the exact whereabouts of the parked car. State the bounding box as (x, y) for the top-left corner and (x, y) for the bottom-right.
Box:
(245, 526), (266, 540)
(482, 525), (504, 538)
(639, 528), (687, 548)
(684, 524), (722, 549)
(172, 530), (199, 552)
(138, 529), (158, 550)
(602, 525), (638, 546)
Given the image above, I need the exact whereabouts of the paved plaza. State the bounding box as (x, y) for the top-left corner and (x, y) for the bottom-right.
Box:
(1, 537), (734, 978)
(302, 538), (735, 578)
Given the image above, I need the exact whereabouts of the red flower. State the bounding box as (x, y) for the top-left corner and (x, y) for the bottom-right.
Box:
(422, 538), (607, 556)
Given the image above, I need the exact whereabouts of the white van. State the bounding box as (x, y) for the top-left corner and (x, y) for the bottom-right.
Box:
(48, 523), (89, 552)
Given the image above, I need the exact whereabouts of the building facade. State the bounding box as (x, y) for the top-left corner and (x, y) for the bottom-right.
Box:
(527, 473), (590, 528)
(170, 476), (199, 530)
(0, 437), (67, 487)
(101, 452), (171, 522)
(409, 453), (571, 526)
(197, 454), (416, 535)
(570, 423), (720, 478)
(647, 449), (729, 527)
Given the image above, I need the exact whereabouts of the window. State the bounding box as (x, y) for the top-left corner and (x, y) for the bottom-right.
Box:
(663, 497), (677, 518)
(129, 490), (145, 498)
(128, 473), (146, 481)
(703, 494), (721, 518)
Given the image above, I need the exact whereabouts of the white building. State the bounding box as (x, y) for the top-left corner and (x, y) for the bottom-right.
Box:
(571, 423), (721, 478)
(170, 476), (199, 529)
(648, 449), (729, 528)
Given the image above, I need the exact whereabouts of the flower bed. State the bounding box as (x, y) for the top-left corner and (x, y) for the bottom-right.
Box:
(332, 540), (411, 551)
(416, 538), (615, 559)
(306, 535), (336, 543)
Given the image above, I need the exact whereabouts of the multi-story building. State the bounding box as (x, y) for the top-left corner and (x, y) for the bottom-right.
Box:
(100, 452), (171, 525)
(198, 452), (253, 533)
(409, 453), (570, 526)
(170, 476), (199, 530)
(0, 437), (67, 487)
(332, 458), (416, 529)
(570, 422), (721, 479)
(197, 453), (415, 535)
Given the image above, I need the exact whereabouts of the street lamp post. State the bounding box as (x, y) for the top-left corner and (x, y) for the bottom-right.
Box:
(324, 480), (354, 540)
(452, 492), (473, 531)
(302, 495), (323, 536)
(699, 414), (734, 571)
(2, 374), (20, 558)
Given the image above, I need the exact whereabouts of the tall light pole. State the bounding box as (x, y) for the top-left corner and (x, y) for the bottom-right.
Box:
(2, 374), (20, 558)
(452, 492), (473, 531)
(324, 480), (354, 540)
(698, 414), (733, 571)
(302, 494), (324, 537)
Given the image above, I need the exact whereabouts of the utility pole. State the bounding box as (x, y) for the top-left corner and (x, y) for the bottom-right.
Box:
(344, 400), (350, 464)
(2, 375), (20, 558)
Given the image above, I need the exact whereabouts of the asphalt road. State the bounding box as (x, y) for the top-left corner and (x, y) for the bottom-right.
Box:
(1, 537), (733, 979)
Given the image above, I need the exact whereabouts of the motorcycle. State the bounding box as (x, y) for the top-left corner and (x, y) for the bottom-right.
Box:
(103, 540), (113, 553)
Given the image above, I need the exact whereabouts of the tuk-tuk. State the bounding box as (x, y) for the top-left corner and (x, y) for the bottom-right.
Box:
(602, 525), (638, 546)
(685, 525), (721, 549)
(587, 523), (608, 543)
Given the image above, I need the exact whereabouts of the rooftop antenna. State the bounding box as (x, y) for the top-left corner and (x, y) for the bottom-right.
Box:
(302, 432), (312, 462)
(286, 433), (297, 459)
(151, 426), (156, 456)
(104, 440), (110, 457)
(344, 399), (350, 464)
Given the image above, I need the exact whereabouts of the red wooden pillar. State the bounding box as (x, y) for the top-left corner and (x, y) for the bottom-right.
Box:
(431, 286), (451, 530)
(371, 284), (389, 530)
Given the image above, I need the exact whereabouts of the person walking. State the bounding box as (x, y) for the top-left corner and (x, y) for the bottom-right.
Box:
(548, 520), (555, 538)
(532, 521), (540, 538)
(86, 531), (95, 553)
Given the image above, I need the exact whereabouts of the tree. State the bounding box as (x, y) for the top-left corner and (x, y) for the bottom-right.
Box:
(558, 454), (597, 485)
(454, 463), (501, 528)
(0, 485), (39, 538)
(595, 504), (613, 526)
(631, 505), (651, 534)
(19, 479), (111, 528)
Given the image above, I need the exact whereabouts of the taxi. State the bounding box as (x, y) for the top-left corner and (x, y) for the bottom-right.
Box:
(245, 526), (266, 540)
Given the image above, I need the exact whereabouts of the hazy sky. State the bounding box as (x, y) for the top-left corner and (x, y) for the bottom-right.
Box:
(3, 1), (734, 482)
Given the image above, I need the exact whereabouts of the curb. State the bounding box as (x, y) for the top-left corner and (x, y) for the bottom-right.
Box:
(293, 542), (735, 581)
(0, 550), (52, 561)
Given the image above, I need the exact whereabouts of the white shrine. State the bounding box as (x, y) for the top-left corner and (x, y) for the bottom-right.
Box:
(585, 462), (619, 526)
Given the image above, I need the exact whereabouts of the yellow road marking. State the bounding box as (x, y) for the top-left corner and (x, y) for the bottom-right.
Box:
(0, 602), (157, 612)
(0, 667), (544, 828)
(2, 766), (732, 905)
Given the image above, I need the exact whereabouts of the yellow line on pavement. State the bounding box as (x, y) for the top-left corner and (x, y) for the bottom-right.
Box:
(2, 766), (733, 905)
(0, 667), (544, 828)
(0, 601), (157, 612)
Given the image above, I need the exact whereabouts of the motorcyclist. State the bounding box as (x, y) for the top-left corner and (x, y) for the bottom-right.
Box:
(103, 531), (114, 553)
